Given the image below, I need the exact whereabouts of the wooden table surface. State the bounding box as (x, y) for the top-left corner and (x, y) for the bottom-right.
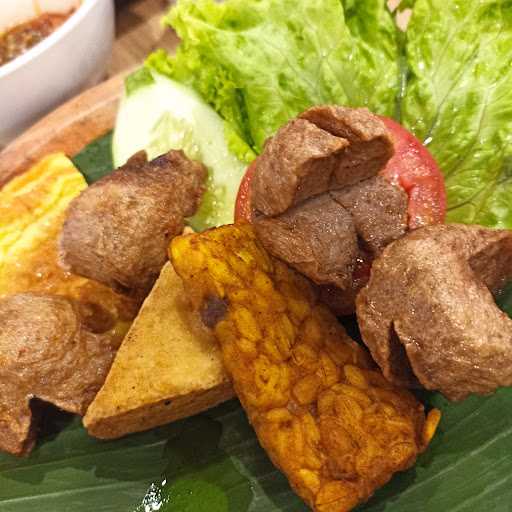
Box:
(109, 0), (179, 76)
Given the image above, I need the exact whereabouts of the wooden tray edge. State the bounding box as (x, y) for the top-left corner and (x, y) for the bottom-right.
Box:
(0, 72), (126, 187)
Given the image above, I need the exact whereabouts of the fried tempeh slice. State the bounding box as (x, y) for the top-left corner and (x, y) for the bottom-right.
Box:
(170, 224), (439, 512)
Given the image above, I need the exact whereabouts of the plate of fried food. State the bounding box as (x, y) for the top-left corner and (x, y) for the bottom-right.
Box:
(1, 1), (512, 511)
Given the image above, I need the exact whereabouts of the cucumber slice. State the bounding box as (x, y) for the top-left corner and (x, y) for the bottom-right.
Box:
(112, 71), (247, 230)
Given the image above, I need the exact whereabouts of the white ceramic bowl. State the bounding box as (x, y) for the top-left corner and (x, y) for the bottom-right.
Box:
(0, 0), (115, 146)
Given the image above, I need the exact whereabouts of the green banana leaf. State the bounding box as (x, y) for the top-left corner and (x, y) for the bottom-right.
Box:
(1, 135), (511, 512)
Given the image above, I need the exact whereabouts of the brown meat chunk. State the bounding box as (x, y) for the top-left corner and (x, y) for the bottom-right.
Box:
(300, 106), (394, 188)
(356, 224), (512, 401)
(252, 119), (348, 216)
(59, 150), (206, 299)
(252, 108), (393, 217)
(318, 251), (372, 316)
(0, 293), (115, 456)
(316, 176), (407, 315)
(170, 224), (440, 512)
(331, 176), (408, 254)
(254, 194), (358, 288)
(249, 106), (401, 315)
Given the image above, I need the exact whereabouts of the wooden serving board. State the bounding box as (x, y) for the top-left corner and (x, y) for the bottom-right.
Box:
(0, 73), (125, 187)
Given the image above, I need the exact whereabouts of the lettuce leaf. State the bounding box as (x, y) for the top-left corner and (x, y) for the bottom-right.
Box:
(125, 67), (155, 97)
(148, 0), (400, 158)
(149, 0), (512, 229)
(402, 0), (512, 227)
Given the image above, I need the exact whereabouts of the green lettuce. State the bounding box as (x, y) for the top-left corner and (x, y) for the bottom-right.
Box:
(402, 0), (512, 227)
(125, 67), (155, 97)
(146, 0), (512, 229)
(148, 0), (399, 158)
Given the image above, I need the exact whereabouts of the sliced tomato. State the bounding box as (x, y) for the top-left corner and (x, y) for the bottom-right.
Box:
(234, 159), (257, 223)
(379, 116), (446, 229)
(234, 116), (446, 229)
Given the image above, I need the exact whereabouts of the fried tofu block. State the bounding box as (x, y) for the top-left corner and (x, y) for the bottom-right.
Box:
(171, 224), (440, 512)
(0, 153), (137, 340)
(84, 262), (234, 439)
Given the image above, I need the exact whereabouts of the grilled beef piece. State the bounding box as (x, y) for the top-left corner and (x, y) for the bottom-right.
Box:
(251, 119), (348, 216)
(356, 224), (512, 401)
(254, 194), (358, 288)
(0, 293), (115, 456)
(331, 176), (408, 254)
(59, 150), (206, 300)
(300, 105), (394, 188)
(252, 107), (394, 218)
(250, 106), (405, 311)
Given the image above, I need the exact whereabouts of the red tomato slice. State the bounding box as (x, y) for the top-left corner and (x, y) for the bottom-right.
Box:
(234, 159), (257, 223)
(234, 116), (446, 229)
(379, 116), (446, 229)
(235, 159), (258, 222)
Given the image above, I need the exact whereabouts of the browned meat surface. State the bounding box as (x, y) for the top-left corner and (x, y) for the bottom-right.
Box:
(300, 106), (394, 188)
(331, 176), (408, 254)
(0, 293), (116, 456)
(59, 151), (206, 299)
(252, 107), (393, 217)
(318, 251), (372, 316)
(250, 106), (405, 312)
(356, 224), (512, 401)
(254, 194), (358, 288)
(251, 119), (348, 216)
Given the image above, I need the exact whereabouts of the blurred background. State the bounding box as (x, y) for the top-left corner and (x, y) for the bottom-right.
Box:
(0, 0), (179, 146)
(110, 0), (177, 76)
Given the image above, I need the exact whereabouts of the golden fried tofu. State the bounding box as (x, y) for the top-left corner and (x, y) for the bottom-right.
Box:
(171, 224), (440, 512)
(84, 262), (233, 439)
(0, 153), (137, 340)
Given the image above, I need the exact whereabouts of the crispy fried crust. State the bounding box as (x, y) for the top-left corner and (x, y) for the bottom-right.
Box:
(0, 293), (116, 456)
(59, 150), (206, 299)
(84, 263), (233, 440)
(170, 224), (439, 512)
